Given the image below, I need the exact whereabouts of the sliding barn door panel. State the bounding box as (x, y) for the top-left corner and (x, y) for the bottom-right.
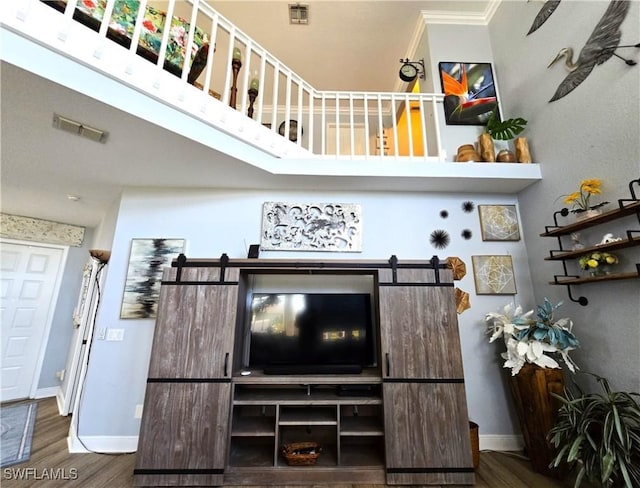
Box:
(135, 264), (238, 486)
(135, 382), (231, 486)
(147, 268), (238, 378)
(383, 382), (473, 484)
(378, 264), (473, 485)
(379, 285), (463, 379)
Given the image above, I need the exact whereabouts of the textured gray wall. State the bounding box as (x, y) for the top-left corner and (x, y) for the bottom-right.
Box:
(490, 0), (640, 393)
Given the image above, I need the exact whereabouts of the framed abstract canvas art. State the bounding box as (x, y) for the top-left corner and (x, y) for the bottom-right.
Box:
(472, 255), (517, 295)
(120, 238), (186, 319)
(478, 205), (521, 241)
(439, 62), (499, 126)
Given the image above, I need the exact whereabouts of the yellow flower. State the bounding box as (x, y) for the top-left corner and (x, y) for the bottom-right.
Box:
(562, 178), (608, 213)
(563, 192), (581, 204)
(605, 255), (618, 264)
(581, 185), (602, 195)
(587, 259), (599, 268)
(581, 178), (602, 189)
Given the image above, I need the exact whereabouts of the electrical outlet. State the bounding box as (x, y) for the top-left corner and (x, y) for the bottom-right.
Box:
(55, 369), (65, 381)
(106, 328), (125, 341)
(96, 328), (106, 340)
(134, 404), (144, 419)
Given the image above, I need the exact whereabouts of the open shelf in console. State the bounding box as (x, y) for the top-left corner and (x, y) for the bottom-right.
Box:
(229, 438), (275, 467)
(280, 406), (337, 425)
(231, 405), (276, 436)
(229, 381), (385, 472)
(340, 406), (384, 436)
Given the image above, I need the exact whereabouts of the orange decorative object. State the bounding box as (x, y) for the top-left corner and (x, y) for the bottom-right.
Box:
(446, 256), (467, 280)
(454, 287), (471, 314)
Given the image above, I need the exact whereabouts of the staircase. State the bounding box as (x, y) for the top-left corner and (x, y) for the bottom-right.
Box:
(1, 0), (542, 193)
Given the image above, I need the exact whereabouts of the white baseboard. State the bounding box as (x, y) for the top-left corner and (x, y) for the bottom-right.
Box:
(479, 434), (524, 452)
(55, 389), (67, 415)
(33, 386), (59, 399)
(67, 422), (138, 453)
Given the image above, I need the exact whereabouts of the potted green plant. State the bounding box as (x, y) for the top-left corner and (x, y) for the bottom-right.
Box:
(478, 108), (529, 162)
(549, 374), (640, 488)
(485, 108), (528, 142)
(484, 299), (579, 475)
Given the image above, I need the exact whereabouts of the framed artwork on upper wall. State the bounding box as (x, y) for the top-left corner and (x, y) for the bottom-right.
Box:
(478, 205), (521, 241)
(438, 62), (499, 126)
(120, 238), (186, 319)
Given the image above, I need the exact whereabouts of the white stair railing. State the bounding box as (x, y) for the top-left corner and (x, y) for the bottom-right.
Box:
(7, 0), (447, 161)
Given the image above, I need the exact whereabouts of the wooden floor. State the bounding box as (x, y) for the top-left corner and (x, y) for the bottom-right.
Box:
(1, 397), (579, 488)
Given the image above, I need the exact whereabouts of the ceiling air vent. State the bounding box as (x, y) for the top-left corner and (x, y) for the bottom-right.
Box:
(289, 3), (309, 25)
(53, 113), (109, 143)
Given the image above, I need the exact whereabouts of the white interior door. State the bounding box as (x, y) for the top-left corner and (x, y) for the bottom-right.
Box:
(1, 240), (66, 402)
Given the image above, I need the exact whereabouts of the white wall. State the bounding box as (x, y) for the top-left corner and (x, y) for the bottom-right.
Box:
(37, 228), (94, 391)
(489, 0), (640, 393)
(425, 23), (499, 160)
(76, 187), (535, 441)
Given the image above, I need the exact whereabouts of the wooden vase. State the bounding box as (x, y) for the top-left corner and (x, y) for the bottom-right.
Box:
(477, 133), (495, 162)
(515, 137), (532, 163)
(509, 363), (565, 477)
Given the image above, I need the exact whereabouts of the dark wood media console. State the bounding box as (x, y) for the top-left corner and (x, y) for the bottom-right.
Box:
(133, 255), (475, 486)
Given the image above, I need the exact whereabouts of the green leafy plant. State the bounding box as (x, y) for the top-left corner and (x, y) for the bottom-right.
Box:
(486, 108), (528, 140)
(549, 374), (640, 488)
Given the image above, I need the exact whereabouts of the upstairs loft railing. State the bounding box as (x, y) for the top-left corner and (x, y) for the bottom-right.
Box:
(18, 0), (446, 161)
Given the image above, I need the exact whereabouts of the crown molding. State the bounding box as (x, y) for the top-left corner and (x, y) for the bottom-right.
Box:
(395, 1), (502, 91)
(393, 12), (428, 92)
(421, 0), (502, 26)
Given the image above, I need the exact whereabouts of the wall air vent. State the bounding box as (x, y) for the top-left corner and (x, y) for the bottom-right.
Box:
(289, 3), (309, 24)
(52, 113), (109, 143)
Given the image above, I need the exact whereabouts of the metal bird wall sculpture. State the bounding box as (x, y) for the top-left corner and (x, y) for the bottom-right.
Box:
(547, 0), (637, 102)
(528, 0), (561, 35)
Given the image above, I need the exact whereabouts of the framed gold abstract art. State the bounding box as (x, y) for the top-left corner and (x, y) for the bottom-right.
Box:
(478, 205), (521, 241)
(472, 255), (517, 295)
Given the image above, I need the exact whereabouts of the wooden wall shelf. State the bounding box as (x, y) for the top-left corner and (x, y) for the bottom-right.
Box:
(541, 178), (640, 306)
(550, 271), (640, 285)
(541, 200), (640, 237)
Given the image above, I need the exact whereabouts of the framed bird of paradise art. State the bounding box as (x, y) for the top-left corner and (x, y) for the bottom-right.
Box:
(439, 62), (499, 125)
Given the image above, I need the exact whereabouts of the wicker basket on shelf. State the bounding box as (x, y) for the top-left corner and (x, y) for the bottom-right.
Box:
(282, 442), (321, 466)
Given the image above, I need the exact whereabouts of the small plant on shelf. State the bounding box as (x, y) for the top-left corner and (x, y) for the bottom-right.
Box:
(485, 107), (528, 141)
(563, 178), (609, 215)
(484, 298), (579, 376)
(578, 251), (618, 276)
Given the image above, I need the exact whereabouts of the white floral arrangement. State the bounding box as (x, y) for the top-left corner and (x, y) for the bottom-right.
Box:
(485, 299), (579, 376)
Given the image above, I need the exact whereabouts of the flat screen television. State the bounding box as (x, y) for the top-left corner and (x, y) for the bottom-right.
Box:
(246, 293), (376, 375)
